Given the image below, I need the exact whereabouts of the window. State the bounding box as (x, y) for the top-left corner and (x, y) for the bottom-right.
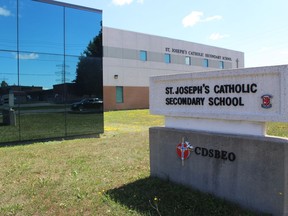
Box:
(185, 56), (191, 65)
(164, 53), (171, 63)
(219, 61), (224, 69)
(0, 0), (104, 143)
(116, 86), (124, 103)
(140, 50), (147, 61)
(203, 59), (209, 67)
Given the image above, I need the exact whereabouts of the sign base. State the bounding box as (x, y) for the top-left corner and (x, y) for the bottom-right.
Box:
(165, 117), (266, 136)
(150, 127), (288, 215)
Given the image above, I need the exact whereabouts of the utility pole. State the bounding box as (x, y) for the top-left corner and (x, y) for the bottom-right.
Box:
(55, 64), (70, 83)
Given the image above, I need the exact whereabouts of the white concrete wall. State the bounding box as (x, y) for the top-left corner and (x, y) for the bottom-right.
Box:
(103, 27), (244, 87)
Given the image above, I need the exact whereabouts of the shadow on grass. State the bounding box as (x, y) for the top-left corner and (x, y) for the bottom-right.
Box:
(106, 177), (261, 216)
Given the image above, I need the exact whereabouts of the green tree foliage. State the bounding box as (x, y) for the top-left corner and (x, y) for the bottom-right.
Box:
(1, 80), (8, 88)
(74, 26), (103, 97)
(83, 28), (102, 58)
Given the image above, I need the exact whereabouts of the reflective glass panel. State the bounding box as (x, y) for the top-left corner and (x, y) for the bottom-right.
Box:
(19, 0), (64, 54)
(0, 0), (103, 144)
(0, 0), (17, 51)
(0, 51), (20, 142)
(65, 54), (103, 136)
(18, 52), (65, 141)
(65, 7), (103, 136)
(65, 7), (102, 56)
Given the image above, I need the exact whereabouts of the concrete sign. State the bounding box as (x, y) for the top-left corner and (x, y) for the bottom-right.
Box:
(150, 65), (288, 123)
(149, 65), (288, 215)
(150, 127), (288, 216)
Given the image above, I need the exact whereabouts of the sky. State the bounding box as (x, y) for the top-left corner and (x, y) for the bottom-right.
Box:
(0, 0), (102, 88)
(0, 0), (287, 88)
(58, 0), (288, 68)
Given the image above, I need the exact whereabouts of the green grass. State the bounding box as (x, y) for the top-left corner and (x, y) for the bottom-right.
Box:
(266, 122), (288, 137)
(0, 112), (103, 142)
(0, 109), (286, 215)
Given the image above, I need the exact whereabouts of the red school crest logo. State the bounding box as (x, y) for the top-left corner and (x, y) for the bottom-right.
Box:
(176, 138), (194, 166)
(261, 94), (272, 109)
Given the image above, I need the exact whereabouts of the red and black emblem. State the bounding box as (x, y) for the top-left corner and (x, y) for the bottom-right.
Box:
(261, 94), (272, 109)
(176, 138), (193, 166)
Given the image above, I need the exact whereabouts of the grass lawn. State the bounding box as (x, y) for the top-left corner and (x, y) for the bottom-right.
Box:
(0, 112), (104, 143)
(0, 109), (286, 215)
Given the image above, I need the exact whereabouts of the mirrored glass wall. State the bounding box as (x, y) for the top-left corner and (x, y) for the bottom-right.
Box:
(0, 0), (103, 144)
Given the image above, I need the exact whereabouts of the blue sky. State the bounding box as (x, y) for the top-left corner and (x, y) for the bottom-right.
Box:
(59, 0), (288, 68)
(0, 0), (287, 88)
(0, 0), (102, 88)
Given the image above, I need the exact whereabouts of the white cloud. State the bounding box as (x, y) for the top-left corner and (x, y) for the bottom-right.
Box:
(0, 7), (11, 17)
(182, 11), (203, 27)
(182, 11), (222, 28)
(204, 15), (222, 22)
(112, 0), (133, 6)
(17, 53), (39, 60)
(209, 33), (230, 40)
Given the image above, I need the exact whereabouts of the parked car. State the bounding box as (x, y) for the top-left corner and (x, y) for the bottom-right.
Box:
(71, 98), (103, 112)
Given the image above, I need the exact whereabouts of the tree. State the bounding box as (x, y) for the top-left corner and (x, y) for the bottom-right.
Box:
(1, 80), (8, 88)
(74, 26), (103, 98)
(83, 28), (102, 58)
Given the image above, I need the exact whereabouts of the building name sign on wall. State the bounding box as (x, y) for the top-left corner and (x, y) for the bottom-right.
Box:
(165, 47), (232, 61)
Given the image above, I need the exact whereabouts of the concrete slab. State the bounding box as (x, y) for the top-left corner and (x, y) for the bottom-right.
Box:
(150, 127), (288, 215)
